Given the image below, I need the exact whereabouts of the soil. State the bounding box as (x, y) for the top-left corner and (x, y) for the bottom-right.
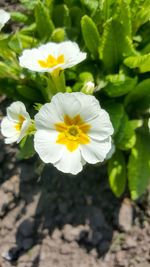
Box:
(0, 1), (150, 266)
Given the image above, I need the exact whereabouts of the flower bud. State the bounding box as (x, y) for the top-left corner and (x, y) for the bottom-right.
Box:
(81, 81), (95, 95)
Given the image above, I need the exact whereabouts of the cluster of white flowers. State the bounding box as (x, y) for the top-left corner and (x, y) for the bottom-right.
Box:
(0, 40), (114, 175)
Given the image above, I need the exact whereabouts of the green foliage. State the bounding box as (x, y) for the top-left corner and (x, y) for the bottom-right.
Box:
(18, 135), (35, 159)
(128, 131), (150, 200)
(35, 1), (54, 41)
(102, 100), (124, 135)
(81, 15), (101, 58)
(53, 4), (70, 27)
(108, 150), (126, 197)
(103, 73), (137, 97)
(125, 79), (150, 111)
(101, 18), (136, 72)
(19, 0), (37, 10)
(124, 53), (150, 73)
(115, 114), (138, 151)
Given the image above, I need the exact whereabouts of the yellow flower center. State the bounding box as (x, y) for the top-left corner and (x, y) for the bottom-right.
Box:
(14, 115), (25, 132)
(55, 114), (90, 152)
(38, 54), (65, 68)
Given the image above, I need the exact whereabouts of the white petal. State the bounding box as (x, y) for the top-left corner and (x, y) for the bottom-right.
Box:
(17, 119), (31, 143)
(54, 148), (83, 175)
(38, 42), (59, 59)
(19, 48), (49, 72)
(34, 102), (63, 130)
(7, 101), (30, 122)
(88, 109), (114, 141)
(5, 135), (19, 144)
(34, 129), (64, 163)
(0, 9), (10, 30)
(73, 93), (101, 122)
(1, 117), (18, 137)
(80, 137), (112, 164)
(51, 93), (82, 119)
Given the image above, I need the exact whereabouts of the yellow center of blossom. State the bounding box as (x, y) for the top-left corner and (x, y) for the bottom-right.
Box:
(55, 114), (91, 152)
(38, 54), (65, 68)
(14, 115), (25, 132)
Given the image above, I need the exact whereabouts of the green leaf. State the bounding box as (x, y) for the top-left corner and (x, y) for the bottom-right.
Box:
(124, 53), (150, 73)
(19, 0), (37, 10)
(128, 131), (150, 200)
(19, 34), (38, 49)
(10, 12), (33, 25)
(103, 73), (137, 97)
(35, 1), (54, 41)
(101, 18), (136, 72)
(102, 100), (124, 135)
(0, 37), (16, 61)
(108, 150), (126, 197)
(8, 32), (22, 54)
(81, 15), (101, 58)
(0, 62), (18, 80)
(52, 4), (70, 27)
(115, 113), (137, 151)
(125, 79), (150, 111)
(16, 85), (43, 102)
(18, 135), (35, 159)
(80, 0), (99, 14)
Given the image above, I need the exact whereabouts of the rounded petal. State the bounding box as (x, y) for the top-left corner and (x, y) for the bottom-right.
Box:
(0, 9), (10, 30)
(51, 93), (82, 119)
(73, 93), (101, 122)
(5, 135), (19, 144)
(34, 102), (63, 130)
(54, 148), (83, 175)
(1, 117), (18, 137)
(7, 101), (30, 122)
(34, 129), (64, 163)
(88, 109), (114, 141)
(19, 48), (49, 72)
(80, 137), (112, 164)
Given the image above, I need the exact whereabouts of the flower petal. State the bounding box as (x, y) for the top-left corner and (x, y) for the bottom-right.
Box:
(80, 137), (111, 164)
(34, 129), (64, 163)
(17, 119), (31, 143)
(1, 117), (18, 137)
(88, 109), (114, 141)
(7, 101), (30, 122)
(0, 9), (10, 30)
(54, 148), (83, 175)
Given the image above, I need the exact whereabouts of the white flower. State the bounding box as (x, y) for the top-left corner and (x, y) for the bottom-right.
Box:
(1, 101), (31, 144)
(19, 41), (87, 73)
(34, 92), (114, 175)
(148, 118), (150, 130)
(0, 9), (10, 31)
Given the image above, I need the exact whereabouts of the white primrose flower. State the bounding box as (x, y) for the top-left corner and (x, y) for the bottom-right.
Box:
(34, 93), (114, 175)
(19, 41), (87, 74)
(0, 9), (10, 31)
(1, 101), (31, 144)
(148, 118), (150, 130)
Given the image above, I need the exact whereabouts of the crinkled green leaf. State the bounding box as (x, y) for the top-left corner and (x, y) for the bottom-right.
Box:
(80, 0), (99, 14)
(103, 73), (137, 97)
(8, 32), (22, 54)
(125, 79), (150, 111)
(124, 53), (150, 73)
(128, 131), (150, 200)
(102, 100), (124, 135)
(10, 12), (33, 25)
(35, 1), (54, 40)
(101, 18), (136, 72)
(0, 37), (16, 61)
(81, 15), (101, 58)
(108, 150), (126, 197)
(115, 114), (137, 151)
(53, 4), (70, 27)
(19, 0), (37, 10)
